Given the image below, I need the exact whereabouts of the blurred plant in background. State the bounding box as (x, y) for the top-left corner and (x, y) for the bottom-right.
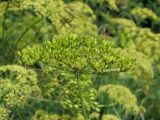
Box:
(0, 0), (160, 120)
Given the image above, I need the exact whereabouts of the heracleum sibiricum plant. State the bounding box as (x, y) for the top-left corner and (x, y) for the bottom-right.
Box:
(1, 0), (158, 119)
(12, 0), (98, 35)
(18, 34), (135, 72)
(0, 0), (97, 64)
(99, 85), (142, 114)
(0, 107), (10, 120)
(102, 114), (120, 120)
(18, 34), (142, 119)
(88, 0), (160, 118)
(0, 65), (41, 119)
(131, 7), (159, 22)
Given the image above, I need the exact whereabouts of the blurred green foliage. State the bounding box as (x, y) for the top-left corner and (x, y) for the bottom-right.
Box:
(0, 0), (160, 120)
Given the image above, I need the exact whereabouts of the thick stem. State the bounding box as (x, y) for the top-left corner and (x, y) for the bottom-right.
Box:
(76, 72), (88, 120)
(12, 18), (43, 50)
(1, 1), (9, 41)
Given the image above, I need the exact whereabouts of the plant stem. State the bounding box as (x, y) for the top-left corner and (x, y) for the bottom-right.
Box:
(13, 18), (43, 50)
(76, 72), (89, 120)
(28, 96), (59, 104)
(1, 1), (9, 41)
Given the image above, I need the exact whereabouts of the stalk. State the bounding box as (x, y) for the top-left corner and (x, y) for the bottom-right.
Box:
(12, 18), (43, 51)
(76, 72), (88, 120)
(1, 1), (9, 41)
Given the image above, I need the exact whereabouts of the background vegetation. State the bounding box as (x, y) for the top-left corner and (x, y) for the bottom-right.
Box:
(0, 0), (160, 120)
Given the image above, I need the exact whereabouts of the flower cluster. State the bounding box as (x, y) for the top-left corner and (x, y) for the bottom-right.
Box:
(58, 73), (99, 113)
(15, 0), (98, 35)
(102, 114), (120, 120)
(99, 84), (142, 114)
(131, 7), (159, 21)
(18, 34), (136, 73)
(0, 107), (10, 120)
(0, 65), (41, 108)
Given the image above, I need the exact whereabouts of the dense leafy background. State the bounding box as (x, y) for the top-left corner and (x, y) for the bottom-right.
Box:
(0, 0), (160, 120)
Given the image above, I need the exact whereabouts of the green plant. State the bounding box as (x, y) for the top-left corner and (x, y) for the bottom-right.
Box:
(0, 0), (160, 119)
(18, 34), (140, 119)
(0, 0), (97, 64)
(0, 65), (41, 119)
